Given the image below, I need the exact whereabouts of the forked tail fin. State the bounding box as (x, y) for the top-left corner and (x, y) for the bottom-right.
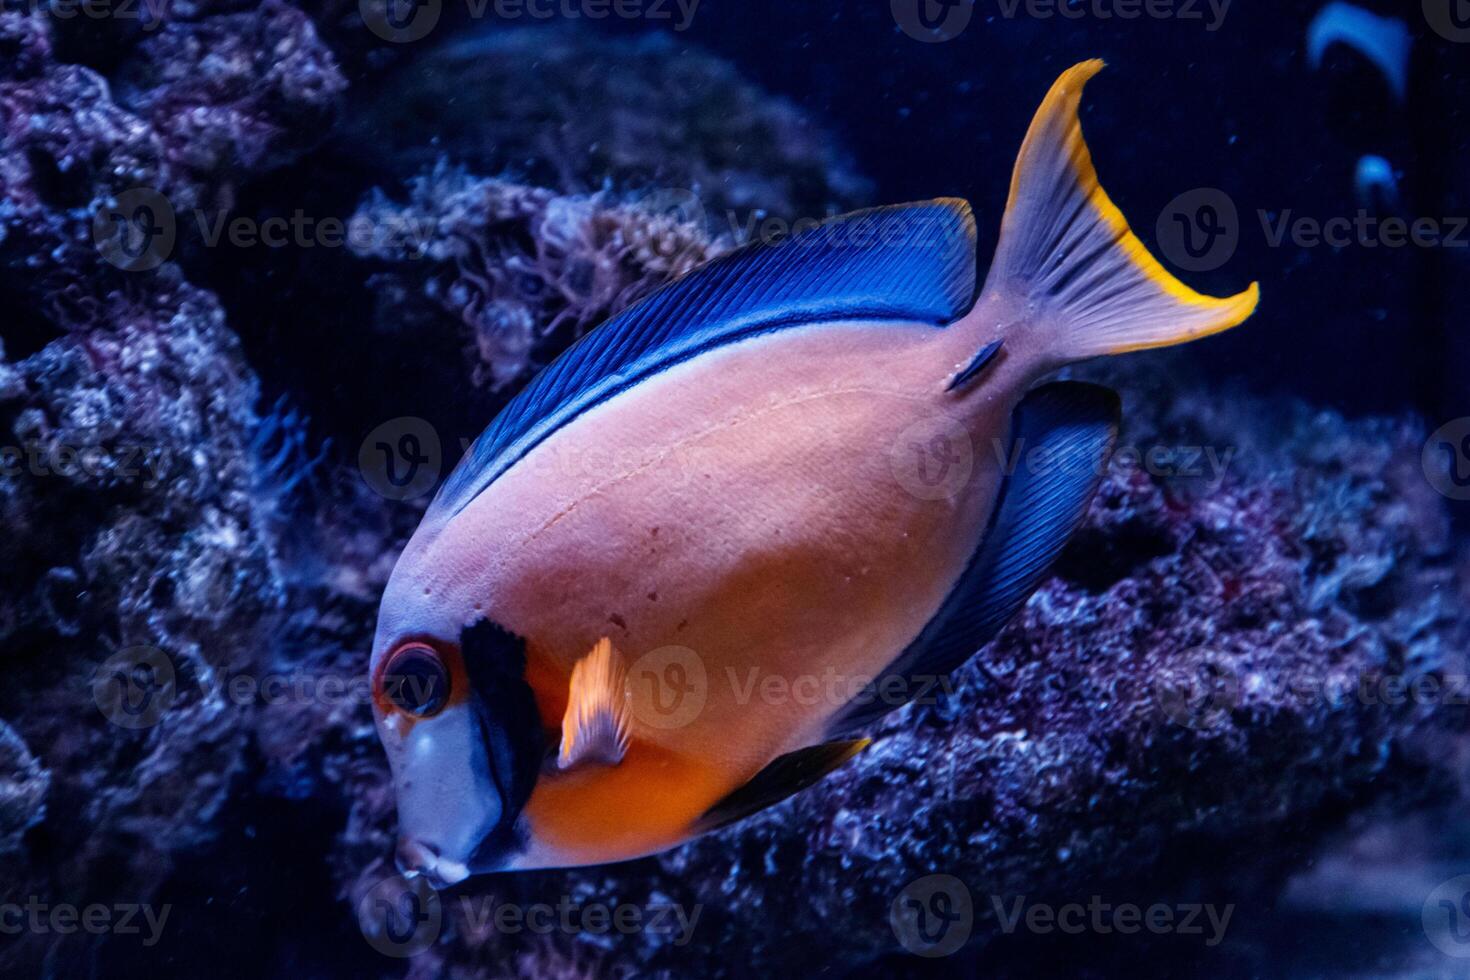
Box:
(984, 60), (1259, 361)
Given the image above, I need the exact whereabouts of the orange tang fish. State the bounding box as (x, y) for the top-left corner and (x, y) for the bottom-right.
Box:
(371, 61), (1258, 886)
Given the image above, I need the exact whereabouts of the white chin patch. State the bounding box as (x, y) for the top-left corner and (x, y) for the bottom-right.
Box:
(431, 856), (470, 886)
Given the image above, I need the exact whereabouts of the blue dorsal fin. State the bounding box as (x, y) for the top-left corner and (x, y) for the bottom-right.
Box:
(426, 200), (978, 522)
(830, 381), (1119, 735)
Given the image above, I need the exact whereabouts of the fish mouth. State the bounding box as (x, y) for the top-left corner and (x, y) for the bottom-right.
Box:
(395, 837), (471, 890)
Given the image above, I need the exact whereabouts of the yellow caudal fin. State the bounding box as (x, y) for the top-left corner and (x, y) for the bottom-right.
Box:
(983, 60), (1259, 360)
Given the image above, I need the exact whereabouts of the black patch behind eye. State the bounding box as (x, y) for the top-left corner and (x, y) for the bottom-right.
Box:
(460, 619), (544, 858)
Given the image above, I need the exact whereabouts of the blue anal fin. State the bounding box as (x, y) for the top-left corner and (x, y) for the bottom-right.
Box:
(830, 381), (1119, 735)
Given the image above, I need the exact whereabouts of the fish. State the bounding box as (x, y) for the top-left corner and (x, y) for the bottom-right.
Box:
(370, 60), (1259, 886)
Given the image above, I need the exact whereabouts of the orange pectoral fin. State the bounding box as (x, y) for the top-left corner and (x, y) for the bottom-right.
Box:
(558, 637), (632, 769)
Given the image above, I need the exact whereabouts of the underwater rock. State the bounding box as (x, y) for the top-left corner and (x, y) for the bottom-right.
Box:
(0, 273), (282, 970)
(340, 25), (872, 220)
(348, 163), (727, 390)
(0, 5), (344, 289)
(336, 26), (874, 397)
(0, 5), (337, 973)
(113, 3), (347, 188)
(0, 273), (281, 973)
(0, 718), (48, 857)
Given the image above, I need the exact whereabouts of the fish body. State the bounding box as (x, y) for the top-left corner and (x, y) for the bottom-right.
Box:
(370, 62), (1259, 884)
(390, 314), (1016, 866)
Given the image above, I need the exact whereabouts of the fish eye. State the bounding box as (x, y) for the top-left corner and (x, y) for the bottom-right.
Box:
(383, 643), (451, 717)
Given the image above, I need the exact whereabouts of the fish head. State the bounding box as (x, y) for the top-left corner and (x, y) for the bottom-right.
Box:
(370, 554), (546, 887)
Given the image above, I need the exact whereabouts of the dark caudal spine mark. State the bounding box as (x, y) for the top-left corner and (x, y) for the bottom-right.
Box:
(947, 339), (1005, 392)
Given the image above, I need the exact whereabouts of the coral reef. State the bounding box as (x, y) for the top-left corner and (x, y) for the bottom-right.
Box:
(338, 24), (872, 392)
(349, 164), (723, 389)
(0, 4), (339, 972)
(337, 25), (872, 220)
